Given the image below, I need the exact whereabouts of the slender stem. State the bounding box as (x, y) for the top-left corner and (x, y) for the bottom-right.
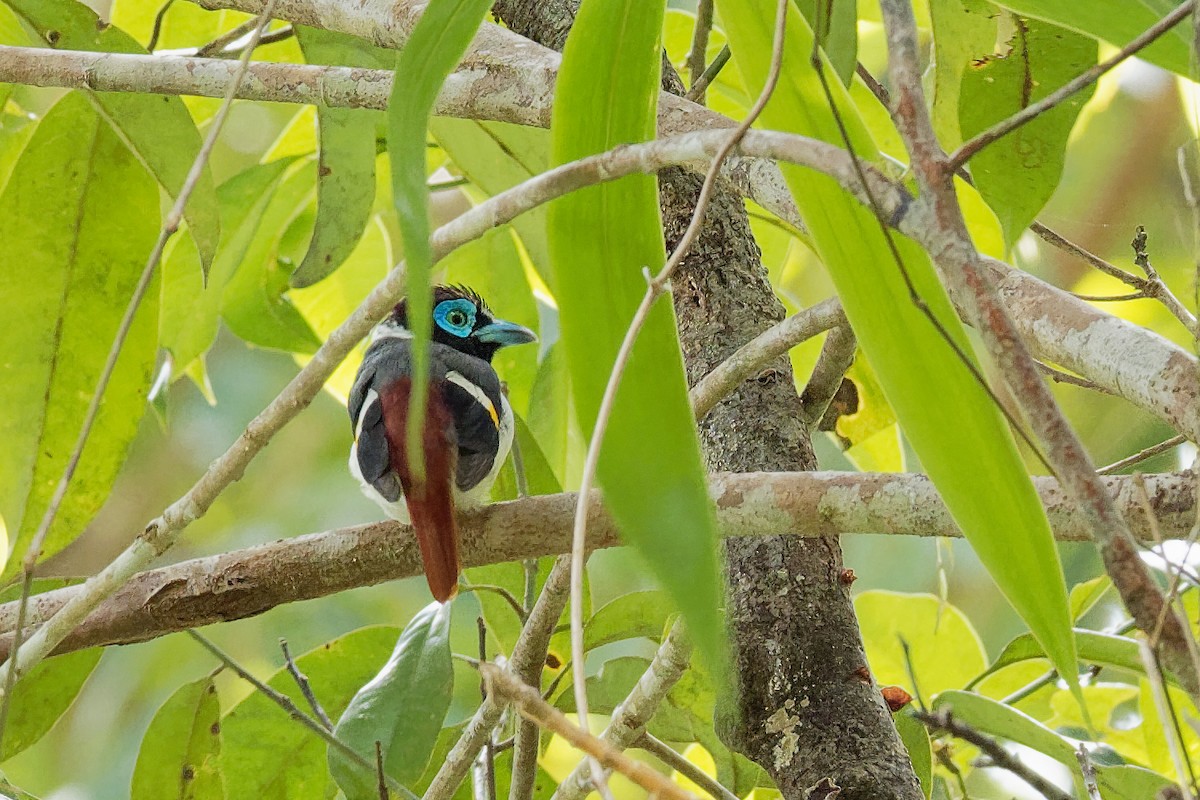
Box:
(281, 638), (333, 729)
(949, 1), (1195, 170)
(638, 733), (739, 800)
(686, 0), (714, 104)
(1140, 640), (1199, 800)
(1076, 744), (1102, 800)
(684, 45), (730, 103)
(188, 630), (416, 799)
(0, 0), (278, 739)
(478, 662), (695, 800)
(914, 709), (1073, 800)
(1098, 435), (1187, 475)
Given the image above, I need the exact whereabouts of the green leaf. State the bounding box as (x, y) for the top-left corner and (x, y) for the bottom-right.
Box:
(219, 626), (399, 798)
(131, 677), (223, 800)
(429, 119), (554, 289)
(554, 656), (649, 715)
(330, 604), (452, 798)
(0, 92), (159, 578)
(291, 27), (385, 288)
(1070, 576), (1113, 621)
(161, 158), (297, 374)
(525, 343), (578, 487)
(958, 14), (1097, 246)
(933, 690), (1174, 800)
(584, 591), (673, 650)
(220, 163), (322, 353)
(855, 592), (987, 697)
(720, 0), (1077, 694)
(970, 629), (1183, 691)
(387, 0), (493, 469)
(4, 0), (220, 271)
(793, 0), (858, 85)
(0, 648), (101, 761)
(928, 0), (998, 149)
(991, 0), (1192, 78)
(550, 0), (725, 677)
(894, 712), (932, 800)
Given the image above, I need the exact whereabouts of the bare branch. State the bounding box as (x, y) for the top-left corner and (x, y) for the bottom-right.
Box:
(478, 661), (696, 800)
(914, 709), (1072, 800)
(1, 471), (1195, 661)
(554, 621), (693, 800)
(800, 323), (857, 428)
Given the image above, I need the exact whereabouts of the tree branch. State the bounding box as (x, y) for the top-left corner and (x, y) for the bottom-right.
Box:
(878, 0), (1198, 694)
(1, 36), (1197, 439)
(2, 471), (1194, 661)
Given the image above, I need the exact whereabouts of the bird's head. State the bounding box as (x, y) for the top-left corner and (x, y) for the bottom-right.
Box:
(374, 285), (537, 362)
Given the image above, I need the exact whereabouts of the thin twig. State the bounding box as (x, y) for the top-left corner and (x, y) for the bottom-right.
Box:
(566, 2), (788, 794)
(146, 0), (176, 51)
(638, 733), (739, 800)
(474, 618), (497, 800)
(1140, 640), (1199, 800)
(1036, 361), (1116, 395)
(553, 621), (693, 800)
(1075, 744), (1102, 800)
(949, 0), (1195, 170)
(1131, 226), (1200, 338)
(693, 298), (847, 420)
(0, 0), (278, 741)
(281, 638), (332, 729)
(686, 0), (714, 104)
(187, 630), (416, 799)
(424, 556), (571, 800)
(1030, 222), (1146, 288)
(195, 17), (259, 57)
(478, 661), (696, 800)
(463, 584), (529, 623)
(684, 45), (730, 103)
(914, 709), (1073, 800)
(1098, 435), (1187, 475)
(377, 741), (390, 800)
(507, 419), (540, 800)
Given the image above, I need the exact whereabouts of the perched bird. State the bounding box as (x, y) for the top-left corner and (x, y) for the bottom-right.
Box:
(348, 286), (536, 602)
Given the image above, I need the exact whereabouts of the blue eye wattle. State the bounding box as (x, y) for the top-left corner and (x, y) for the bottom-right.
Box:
(434, 298), (476, 338)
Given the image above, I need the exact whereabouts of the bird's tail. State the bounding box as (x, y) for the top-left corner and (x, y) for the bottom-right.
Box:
(380, 378), (461, 602)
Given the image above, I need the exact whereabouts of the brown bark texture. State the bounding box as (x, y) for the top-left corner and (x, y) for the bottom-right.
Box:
(491, 3), (924, 797)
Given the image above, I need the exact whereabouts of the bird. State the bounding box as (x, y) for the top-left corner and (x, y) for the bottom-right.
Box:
(348, 285), (537, 603)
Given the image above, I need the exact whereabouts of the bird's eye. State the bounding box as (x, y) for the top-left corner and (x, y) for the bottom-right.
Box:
(447, 310), (468, 327)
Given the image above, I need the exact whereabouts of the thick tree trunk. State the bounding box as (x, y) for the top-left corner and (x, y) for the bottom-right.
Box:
(491, 4), (923, 798)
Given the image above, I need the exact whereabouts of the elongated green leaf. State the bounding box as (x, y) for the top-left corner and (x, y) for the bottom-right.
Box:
(329, 604), (452, 797)
(0, 92), (159, 578)
(291, 27), (385, 288)
(162, 158), (297, 376)
(4, 0), (220, 271)
(968, 629), (1181, 690)
(0, 648), (101, 760)
(959, 14), (1097, 246)
(721, 0), (1077, 691)
(388, 0), (493, 463)
(131, 677), (222, 800)
(992, 0), (1191, 78)
(932, 691), (1174, 800)
(219, 626), (398, 798)
(550, 0), (725, 676)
